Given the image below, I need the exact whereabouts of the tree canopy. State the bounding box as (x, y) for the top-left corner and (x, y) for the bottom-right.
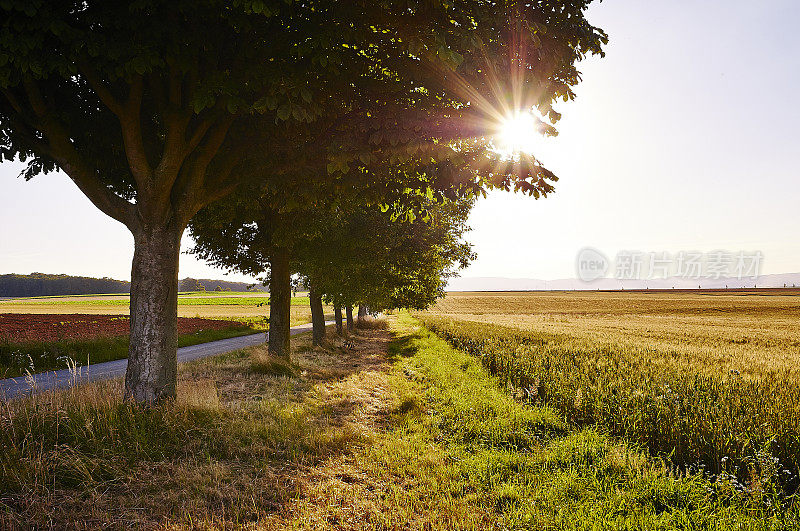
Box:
(1, 0), (607, 220)
(0, 0), (607, 401)
(189, 180), (475, 355)
(299, 198), (476, 312)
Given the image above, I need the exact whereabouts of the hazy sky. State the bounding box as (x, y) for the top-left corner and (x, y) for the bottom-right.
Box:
(1, 0), (798, 283)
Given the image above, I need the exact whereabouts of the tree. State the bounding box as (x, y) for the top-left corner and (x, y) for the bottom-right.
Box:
(1, 1), (606, 401)
(190, 175), (475, 357)
(300, 197), (475, 317)
(180, 278), (204, 292)
(188, 173), (462, 355)
(0, 2), (338, 402)
(346, 306), (356, 333)
(334, 306), (344, 336)
(186, 181), (321, 358)
(307, 283), (326, 346)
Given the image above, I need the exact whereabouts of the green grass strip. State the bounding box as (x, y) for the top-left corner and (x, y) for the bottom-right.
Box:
(367, 314), (799, 528)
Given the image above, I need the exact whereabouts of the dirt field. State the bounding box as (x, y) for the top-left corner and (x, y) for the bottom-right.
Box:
(0, 314), (248, 343)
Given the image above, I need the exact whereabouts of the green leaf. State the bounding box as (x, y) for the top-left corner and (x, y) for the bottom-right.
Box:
(133, 59), (147, 75)
(276, 104), (290, 120)
(291, 106), (304, 121)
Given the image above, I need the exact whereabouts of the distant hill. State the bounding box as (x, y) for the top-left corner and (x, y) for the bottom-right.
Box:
(447, 273), (800, 292)
(0, 273), (265, 298)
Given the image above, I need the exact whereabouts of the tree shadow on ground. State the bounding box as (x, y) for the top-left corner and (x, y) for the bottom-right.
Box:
(386, 333), (418, 361)
(0, 325), (401, 530)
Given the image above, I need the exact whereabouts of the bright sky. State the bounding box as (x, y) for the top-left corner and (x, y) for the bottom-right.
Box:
(1, 0), (798, 283)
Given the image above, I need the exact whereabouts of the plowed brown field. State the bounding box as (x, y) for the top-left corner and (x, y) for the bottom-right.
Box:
(0, 314), (246, 343)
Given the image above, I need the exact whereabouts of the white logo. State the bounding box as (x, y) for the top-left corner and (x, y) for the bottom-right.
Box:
(576, 247), (609, 281)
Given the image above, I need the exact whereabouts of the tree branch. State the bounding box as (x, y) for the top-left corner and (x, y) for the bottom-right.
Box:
(75, 59), (125, 117)
(117, 75), (154, 189)
(177, 134), (245, 225)
(148, 74), (167, 117)
(168, 62), (182, 108)
(1, 87), (26, 116)
(190, 115), (235, 176)
(0, 111), (53, 158)
(150, 71), (202, 213)
(185, 98), (227, 152)
(198, 179), (239, 212)
(71, 62), (153, 191)
(21, 77), (137, 229)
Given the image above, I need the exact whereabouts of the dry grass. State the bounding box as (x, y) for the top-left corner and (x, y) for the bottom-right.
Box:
(0, 325), (395, 529)
(2, 312), (797, 528)
(250, 350), (301, 377)
(355, 315), (389, 330)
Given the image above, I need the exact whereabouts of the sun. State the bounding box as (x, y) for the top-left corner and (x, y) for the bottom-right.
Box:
(496, 111), (539, 156)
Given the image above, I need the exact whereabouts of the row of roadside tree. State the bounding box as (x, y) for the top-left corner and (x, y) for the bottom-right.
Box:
(188, 178), (476, 356)
(0, 1), (606, 403)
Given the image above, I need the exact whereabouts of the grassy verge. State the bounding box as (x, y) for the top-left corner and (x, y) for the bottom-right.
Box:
(271, 314), (798, 528)
(417, 314), (800, 496)
(1, 316), (796, 528)
(0, 326), (389, 528)
(0, 325), (259, 378)
(294, 313), (794, 529)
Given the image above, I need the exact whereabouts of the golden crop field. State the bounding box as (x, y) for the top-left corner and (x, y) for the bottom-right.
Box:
(425, 289), (800, 378)
(418, 289), (800, 494)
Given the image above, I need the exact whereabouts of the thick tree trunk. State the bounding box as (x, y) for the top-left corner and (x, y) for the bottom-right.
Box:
(346, 305), (355, 333)
(268, 247), (291, 359)
(357, 305), (367, 325)
(309, 285), (326, 346)
(334, 305), (344, 336)
(124, 225), (182, 403)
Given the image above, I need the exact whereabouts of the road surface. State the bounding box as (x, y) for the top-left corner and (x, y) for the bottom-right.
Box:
(0, 321), (331, 399)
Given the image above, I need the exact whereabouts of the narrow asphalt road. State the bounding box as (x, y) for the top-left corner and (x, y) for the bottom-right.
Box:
(0, 321), (332, 400)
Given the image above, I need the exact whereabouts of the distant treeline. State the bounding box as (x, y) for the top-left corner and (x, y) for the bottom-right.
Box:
(0, 273), (131, 297)
(179, 278), (265, 293)
(0, 274), (265, 298)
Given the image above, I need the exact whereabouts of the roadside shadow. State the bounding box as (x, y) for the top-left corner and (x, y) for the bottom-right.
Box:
(386, 333), (418, 361)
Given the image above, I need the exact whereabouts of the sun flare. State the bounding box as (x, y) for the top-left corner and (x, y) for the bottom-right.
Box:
(496, 112), (539, 155)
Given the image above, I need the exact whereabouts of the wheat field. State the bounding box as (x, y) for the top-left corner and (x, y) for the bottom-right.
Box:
(426, 290), (800, 378)
(419, 289), (800, 494)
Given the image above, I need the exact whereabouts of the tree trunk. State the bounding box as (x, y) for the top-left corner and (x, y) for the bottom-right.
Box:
(268, 247), (291, 359)
(357, 305), (367, 325)
(309, 284), (326, 346)
(124, 225), (182, 403)
(334, 305), (344, 336)
(346, 305), (355, 333)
